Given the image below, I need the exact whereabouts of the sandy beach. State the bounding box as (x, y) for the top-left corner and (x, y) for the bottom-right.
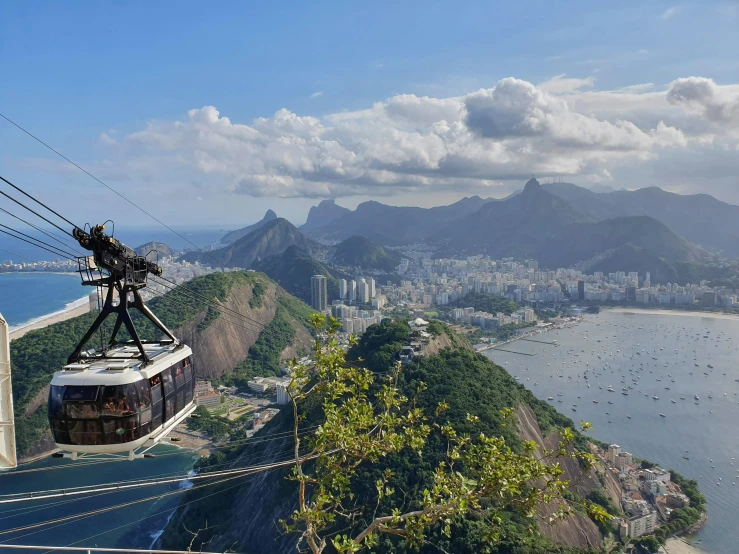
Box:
(608, 307), (739, 321)
(661, 538), (709, 554)
(9, 303), (90, 341)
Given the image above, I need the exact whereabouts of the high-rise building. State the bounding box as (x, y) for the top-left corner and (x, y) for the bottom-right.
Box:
(368, 278), (376, 299)
(577, 280), (585, 301)
(357, 278), (370, 303)
(310, 275), (328, 311)
(339, 279), (348, 300)
(349, 280), (357, 303)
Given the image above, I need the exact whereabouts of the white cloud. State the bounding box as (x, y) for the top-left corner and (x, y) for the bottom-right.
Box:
(99, 132), (117, 145)
(661, 6), (680, 19)
(538, 74), (595, 94)
(109, 76), (739, 199)
(310, 91), (324, 98)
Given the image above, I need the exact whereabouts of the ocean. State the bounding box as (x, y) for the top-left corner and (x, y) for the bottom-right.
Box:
(0, 446), (198, 552)
(484, 310), (739, 554)
(0, 227), (229, 330)
(0, 273), (87, 330)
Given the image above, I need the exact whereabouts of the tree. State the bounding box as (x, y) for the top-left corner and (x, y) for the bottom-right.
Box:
(282, 315), (609, 553)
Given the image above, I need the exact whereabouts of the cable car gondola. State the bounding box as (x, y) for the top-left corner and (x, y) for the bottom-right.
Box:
(48, 224), (197, 460)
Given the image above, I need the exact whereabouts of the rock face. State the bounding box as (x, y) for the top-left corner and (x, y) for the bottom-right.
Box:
(134, 241), (174, 257)
(300, 199), (350, 231)
(515, 404), (613, 549)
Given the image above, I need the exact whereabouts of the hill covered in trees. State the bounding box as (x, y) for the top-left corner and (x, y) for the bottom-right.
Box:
(156, 320), (628, 554)
(330, 235), (403, 272)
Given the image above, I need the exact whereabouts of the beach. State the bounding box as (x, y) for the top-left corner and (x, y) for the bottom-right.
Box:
(661, 538), (708, 554)
(9, 299), (89, 340)
(608, 307), (739, 321)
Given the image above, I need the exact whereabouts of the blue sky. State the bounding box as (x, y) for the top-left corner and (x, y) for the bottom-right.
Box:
(1, 1), (738, 232)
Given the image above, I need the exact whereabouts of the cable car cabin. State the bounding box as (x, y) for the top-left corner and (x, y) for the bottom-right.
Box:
(48, 343), (195, 456)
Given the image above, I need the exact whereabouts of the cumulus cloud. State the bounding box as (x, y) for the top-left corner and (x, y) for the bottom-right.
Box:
(115, 76), (739, 199)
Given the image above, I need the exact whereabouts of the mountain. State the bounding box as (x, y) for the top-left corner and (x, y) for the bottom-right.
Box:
(301, 195), (493, 245)
(300, 199), (351, 231)
(134, 241), (173, 258)
(219, 209), (278, 244)
(538, 216), (707, 268)
(431, 178), (591, 258)
(431, 179), (708, 269)
(179, 218), (311, 268)
(9, 271), (316, 459)
(542, 182), (739, 258)
(331, 235), (403, 272)
(252, 245), (348, 303)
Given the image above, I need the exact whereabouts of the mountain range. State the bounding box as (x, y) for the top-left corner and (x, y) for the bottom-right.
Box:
(540, 183), (739, 258)
(301, 195), (493, 245)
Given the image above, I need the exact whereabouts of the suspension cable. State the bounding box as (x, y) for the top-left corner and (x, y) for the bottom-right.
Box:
(0, 206), (83, 255)
(0, 223), (80, 260)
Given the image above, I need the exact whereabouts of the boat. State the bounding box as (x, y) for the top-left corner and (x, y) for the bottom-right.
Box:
(694, 395), (700, 400)
(683, 456), (689, 460)
(671, 399), (677, 403)
(660, 413), (666, 417)
(547, 397), (554, 401)
(622, 392), (628, 396)
(708, 364), (714, 369)
(652, 395), (659, 400)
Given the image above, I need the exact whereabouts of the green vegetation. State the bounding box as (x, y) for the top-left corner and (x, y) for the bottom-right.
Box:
(449, 292), (518, 315)
(253, 245), (350, 303)
(187, 406), (233, 441)
(332, 235), (403, 272)
(249, 280), (266, 308)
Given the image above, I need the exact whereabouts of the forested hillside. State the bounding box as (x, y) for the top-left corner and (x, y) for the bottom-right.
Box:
(9, 271), (315, 458)
(157, 320), (616, 554)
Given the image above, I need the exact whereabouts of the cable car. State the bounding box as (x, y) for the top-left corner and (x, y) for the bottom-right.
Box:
(47, 224), (198, 460)
(49, 344), (195, 458)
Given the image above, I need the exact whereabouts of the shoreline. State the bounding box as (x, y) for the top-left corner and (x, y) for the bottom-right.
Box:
(662, 537), (709, 554)
(9, 296), (90, 341)
(606, 307), (739, 321)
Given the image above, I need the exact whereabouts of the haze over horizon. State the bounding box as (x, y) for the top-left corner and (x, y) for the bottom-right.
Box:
(2, 1), (738, 228)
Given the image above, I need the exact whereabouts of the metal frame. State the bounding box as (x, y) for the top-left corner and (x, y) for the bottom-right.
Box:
(0, 312), (16, 469)
(68, 256), (178, 365)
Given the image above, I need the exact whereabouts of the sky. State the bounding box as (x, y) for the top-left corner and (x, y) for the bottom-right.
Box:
(1, 0), (738, 233)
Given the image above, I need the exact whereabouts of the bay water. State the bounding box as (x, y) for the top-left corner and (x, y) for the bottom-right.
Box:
(485, 310), (739, 554)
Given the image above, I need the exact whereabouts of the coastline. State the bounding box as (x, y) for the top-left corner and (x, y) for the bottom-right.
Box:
(607, 307), (739, 320)
(662, 537), (709, 554)
(9, 297), (90, 341)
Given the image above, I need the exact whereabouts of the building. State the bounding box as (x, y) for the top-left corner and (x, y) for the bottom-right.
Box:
(615, 451), (633, 469)
(349, 280), (357, 303)
(311, 275), (328, 311)
(578, 280), (585, 300)
(339, 278), (348, 300)
(608, 444), (621, 465)
(357, 278), (370, 303)
(194, 380), (215, 397)
(628, 511), (657, 538)
(644, 468), (671, 483)
(195, 391), (221, 407)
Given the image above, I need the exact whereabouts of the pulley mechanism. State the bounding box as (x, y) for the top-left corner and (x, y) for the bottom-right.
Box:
(67, 224), (178, 365)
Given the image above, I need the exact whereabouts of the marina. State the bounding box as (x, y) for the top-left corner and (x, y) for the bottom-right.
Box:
(484, 309), (739, 553)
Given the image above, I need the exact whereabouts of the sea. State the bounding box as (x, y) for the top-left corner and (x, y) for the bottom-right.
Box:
(484, 310), (739, 554)
(0, 227), (229, 331)
(0, 446), (199, 552)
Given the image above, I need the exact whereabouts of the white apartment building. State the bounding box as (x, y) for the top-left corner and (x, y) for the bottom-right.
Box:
(628, 511), (657, 538)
